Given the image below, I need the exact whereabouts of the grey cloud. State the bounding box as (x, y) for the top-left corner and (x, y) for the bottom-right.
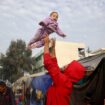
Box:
(0, 0), (105, 53)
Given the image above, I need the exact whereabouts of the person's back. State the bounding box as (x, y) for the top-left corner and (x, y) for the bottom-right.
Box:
(43, 36), (86, 105)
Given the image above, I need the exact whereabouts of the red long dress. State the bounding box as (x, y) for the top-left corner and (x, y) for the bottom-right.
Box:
(44, 53), (86, 105)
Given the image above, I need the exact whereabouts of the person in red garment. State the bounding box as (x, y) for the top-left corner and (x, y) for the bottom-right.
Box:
(43, 35), (86, 105)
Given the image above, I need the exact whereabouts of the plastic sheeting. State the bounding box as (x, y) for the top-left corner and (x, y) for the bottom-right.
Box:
(71, 57), (105, 105)
(31, 73), (52, 94)
(30, 73), (52, 105)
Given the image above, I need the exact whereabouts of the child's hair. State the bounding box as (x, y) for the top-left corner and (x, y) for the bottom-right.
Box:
(50, 11), (58, 17)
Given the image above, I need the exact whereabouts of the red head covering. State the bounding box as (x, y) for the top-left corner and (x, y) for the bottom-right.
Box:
(64, 60), (86, 83)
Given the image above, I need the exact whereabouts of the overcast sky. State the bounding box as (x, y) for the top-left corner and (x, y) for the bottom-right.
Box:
(0, 0), (105, 55)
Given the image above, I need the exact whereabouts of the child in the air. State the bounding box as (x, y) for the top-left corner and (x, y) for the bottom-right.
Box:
(28, 11), (66, 49)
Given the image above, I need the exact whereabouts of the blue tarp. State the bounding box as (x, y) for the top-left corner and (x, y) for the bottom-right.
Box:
(30, 73), (52, 105)
(31, 73), (52, 94)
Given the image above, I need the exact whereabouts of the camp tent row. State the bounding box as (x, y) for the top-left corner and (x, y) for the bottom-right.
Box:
(13, 52), (105, 105)
(71, 52), (105, 105)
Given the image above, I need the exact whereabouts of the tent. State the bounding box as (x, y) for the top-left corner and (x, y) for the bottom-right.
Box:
(70, 55), (105, 105)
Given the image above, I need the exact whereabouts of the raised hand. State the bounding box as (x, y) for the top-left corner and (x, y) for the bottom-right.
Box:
(62, 34), (66, 38)
(43, 34), (50, 44)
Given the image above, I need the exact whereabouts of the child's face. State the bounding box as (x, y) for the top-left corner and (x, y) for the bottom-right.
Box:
(50, 13), (58, 21)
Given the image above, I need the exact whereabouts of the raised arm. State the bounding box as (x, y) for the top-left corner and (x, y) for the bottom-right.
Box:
(43, 36), (57, 65)
(43, 35), (50, 54)
(50, 38), (56, 58)
(43, 36), (72, 88)
(56, 25), (66, 38)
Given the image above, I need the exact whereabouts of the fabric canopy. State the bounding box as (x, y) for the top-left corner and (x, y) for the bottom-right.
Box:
(31, 73), (52, 94)
(71, 57), (105, 105)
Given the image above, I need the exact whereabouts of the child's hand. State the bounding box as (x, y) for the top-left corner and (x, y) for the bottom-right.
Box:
(39, 21), (46, 27)
(62, 34), (66, 38)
